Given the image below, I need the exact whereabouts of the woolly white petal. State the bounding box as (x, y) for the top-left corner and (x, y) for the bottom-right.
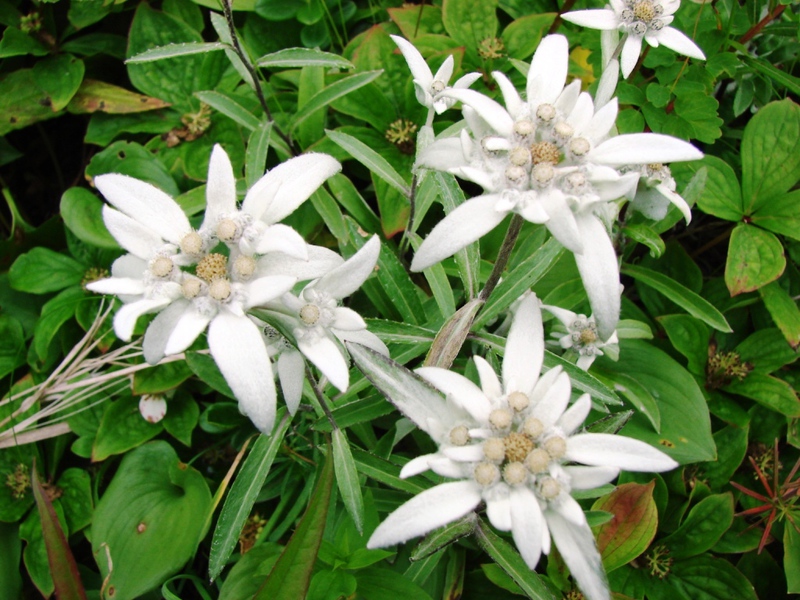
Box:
(439, 89), (514, 138)
(453, 72), (482, 90)
(566, 433), (679, 471)
(594, 60), (620, 111)
(142, 299), (190, 364)
(510, 486), (545, 569)
(573, 213), (620, 341)
(577, 354), (598, 370)
(102, 206), (163, 259)
(203, 144), (237, 230)
(558, 393), (592, 435)
(299, 334), (349, 391)
(564, 465), (621, 490)
(527, 34), (569, 105)
(493, 71), (524, 118)
(411, 195), (507, 271)
(548, 504), (609, 600)
(391, 35), (433, 86)
(561, 9), (619, 30)
(243, 153), (341, 224)
(444, 445), (485, 462)
(656, 27), (706, 60)
(335, 328), (389, 356)
(540, 190), (584, 254)
(87, 277), (145, 296)
(416, 367), (492, 423)
(332, 307), (367, 331)
(164, 308), (213, 356)
(314, 235), (380, 299)
(208, 311), (276, 433)
(530, 370), (572, 426)
(367, 481), (482, 548)
(257, 245), (344, 281)
(113, 298), (171, 341)
(255, 224), (308, 259)
(541, 304), (577, 329)
(95, 174), (189, 245)
(110, 254), (146, 279)
(556, 80), (582, 115)
(589, 133), (703, 166)
(418, 138), (468, 172)
(432, 54), (454, 86)
(400, 453), (437, 479)
(486, 486), (512, 531)
(568, 93), (595, 133)
(656, 182), (692, 223)
(503, 295), (544, 396)
(530, 366), (563, 406)
(585, 98), (618, 144)
(245, 276), (297, 309)
(473, 355), (502, 400)
(620, 34), (643, 78)
(277, 349), (305, 415)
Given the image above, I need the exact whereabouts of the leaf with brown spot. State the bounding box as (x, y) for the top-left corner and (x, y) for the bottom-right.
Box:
(592, 481), (658, 573)
(66, 80), (169, 114)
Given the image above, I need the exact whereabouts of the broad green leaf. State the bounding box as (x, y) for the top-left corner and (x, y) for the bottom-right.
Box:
(616, 319), (653, 340)
(475, 518), (555, 600)
(741, 98), (800, 213)
(0, 27), (48, 58)
(327, 173), (381, 234)
(665, 555), (758, 600)
(388, 4), (446, 37)
(672, 156), (742, 221)
(66, 79), (170, 114)
(327, 129), (410, 196)
(257, 47), (354, 69)
(356, 567), (434, 600)
(310, 187), (347, 243)
(611, 340), (716, 463)
(501, 13), (557, 59)
(759, 281), (800, 348)
(9, 248), (84, 295)
(194, 90), (261, 130)
(375, 177), (410, 239)
(411, 514), (477, 561)
(0, 523), (22, 599)
(314, 394), (394, 433)
(126, 42), (228, 63)
(622, 264), (731, 332)
(725, 373), (800, 417)
(332, 428), (365, 534)
(751, 189), (800, 242)
(218, 543), (283, 600)
(185, 351), (236, 398)
(473, 237), (564, 330)
(92, 442), (212, 600)
(0, 69), (58, 135)
(702, 425), (748, 490)
(660, 493), (734, 559)
(592, 482), (657, 572)
(725, 223), (785, 295)
(742, 56), (800, 97)
(0, 313), (25, 380)
(32, 55), (85, 111)
(434, 172), (481, 300)
(60, 187), (119, 249)
(33, 287), (86, 361)
(657, 314), (710, 376)
(162, 394), (200, 446)
(785, 526), (800, 593)
(92, 396), (164, 461)
(293, 71), (382, 130)
(442, 0), (499, 60)
(86, 140), (179, 196)
(57, 469), (93, 534)
(245, 121), (272, 189)
(209, 416), (290, 581)
(31, 467), (87, 600)
(597, 371), (660, 432)
(133, 360), (193, 394)
(425, 299), (483, 369)
(254, 444), (334, 600)
(624, 223), (665, 258)
(736, 328), (798, 373)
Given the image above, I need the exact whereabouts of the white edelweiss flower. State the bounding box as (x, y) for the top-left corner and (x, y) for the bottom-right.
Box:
(261, 236), (388, 406)
(625, 162), (692, 222)
(391, 35), (481, 115)
(139, 395), (167, 424)
(542, 305), (619, 370)
(562, 0), (706, 78)
(366, 295), (677, 600)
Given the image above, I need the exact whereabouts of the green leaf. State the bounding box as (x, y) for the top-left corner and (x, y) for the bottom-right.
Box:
(742, 56), (800, 97)
(660, 493), (734, 559)
(724, 373), (800, 417)
(254, 443), (334, 600)
(751, 189), (800, 242)
(9, 248), (84, 295)
(133, 360), (193, 395)
(293, 71), (383, 130)
(92, 442), (212, 600)
(425, 299), (483, 369)
(598, 371), (660, 433)
(657, 314), (709, 376)
(218, 543), (283, 600)
(209, 416), (290, 581)
(31, 467), (88, 600)
(622, 264), (731, 332)
(185, 351), (236, 398)
(194, 90), (261, 131)
(736, 328), (798, 373)
(56, 469), (93, 534)
(245, 121), (273, 189)
(411, 514), (477, 561)
(759, 281), (800, 349)
(126, 42), (228, 63)
(725, 223), (785, 295)
(409, 233), (456, 319)
(702, 425), (748, 490)
(257, 47), (354, 69)
(473, 236), (564, 330)
(34, 287), (86, 361)
(92, 396), (164, 461)
(592, 482), (657, 572)
(332, 427), (365, 534)
(327, 129), (410, 196)
(363, 319), (436, 345)
(442, 0), (499, 58)
(741, 99), (800, 214)
(624, 222), (665, 258)
(351, 447), (429, 495)
(309, 187), (347, 243)
(162, 394), (200, 446)
(611, 340), (716, 464)
(785, 526), (800, 593)
(356, 567), (434, 600)
(327, 173), (381, 234)
(32, 55), (85, 112)
(501, 13), (557, 59)
(0, 69), (58, 135)
(66, 79), (170, 114)
(0, 313), (25, 380)
(86, 140), (179, 196)
(0, 27), (48, 58)
(475, 518), (555, 600)
(0, 523), (22, 599)
(672, 156), (742, 221)
(60, 187), (119, 249)
(666, 555), (758, 600)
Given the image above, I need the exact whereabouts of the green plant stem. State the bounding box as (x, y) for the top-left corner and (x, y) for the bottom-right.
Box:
(739, 3), (786, 44)
(478, 214), (524, 302)
(305, 367), (338, 431)
(221, 0), (296, 154)
(399, 173), (420, 254)
(549, 0), (578, 34)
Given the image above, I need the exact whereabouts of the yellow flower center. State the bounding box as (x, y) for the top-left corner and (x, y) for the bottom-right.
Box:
(196, 253), (228, 282)
(530, 141), (560, 165)
(504, 432), (534, 462)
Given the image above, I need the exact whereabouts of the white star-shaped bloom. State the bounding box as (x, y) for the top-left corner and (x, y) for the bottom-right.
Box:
(625, 162), (692, 222)
(363, 295), (677, 600)
(543, 305), (619, 370)
(260, 236), (389, 411)
(391, 35), (481, 115)
(562, 0), (706, 78)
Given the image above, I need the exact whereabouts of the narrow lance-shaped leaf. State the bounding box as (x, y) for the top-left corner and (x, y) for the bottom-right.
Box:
(411, 513), (477, 561)
(327, 129), (410, 196)
(208, 413), (290, 581)
(332, 427), (365, 534)
(759, 281), (800, 349)
(31, 463), (88, 600)
(245, 121), (273, 189)
(254, 443), (335, 600)
(257, 48), (355, 69)
(194, 90), (261, 131)
(293, 71), (383, 130)
(126, 42), (229, 63)
(425, 299), (483, 369)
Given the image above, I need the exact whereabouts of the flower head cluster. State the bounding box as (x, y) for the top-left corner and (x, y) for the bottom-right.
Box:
(562, 0), (706, 78)
(410, 34), (701, 339)
(543, 305), (619, 370)
(365, 296), (677, 600)
(88, 145), (353, 433)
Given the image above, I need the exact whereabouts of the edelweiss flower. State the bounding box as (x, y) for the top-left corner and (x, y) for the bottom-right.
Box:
(260, 236), (388, 410)
(365, 296), (677, 600)
(626, 162), (692, 222)
(90, 145), (342, 433)
(391, 35), (481, 117)
(562, 0), (706, 78)
(543, 305), (619, 370)
(411, 34), (702, 339)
